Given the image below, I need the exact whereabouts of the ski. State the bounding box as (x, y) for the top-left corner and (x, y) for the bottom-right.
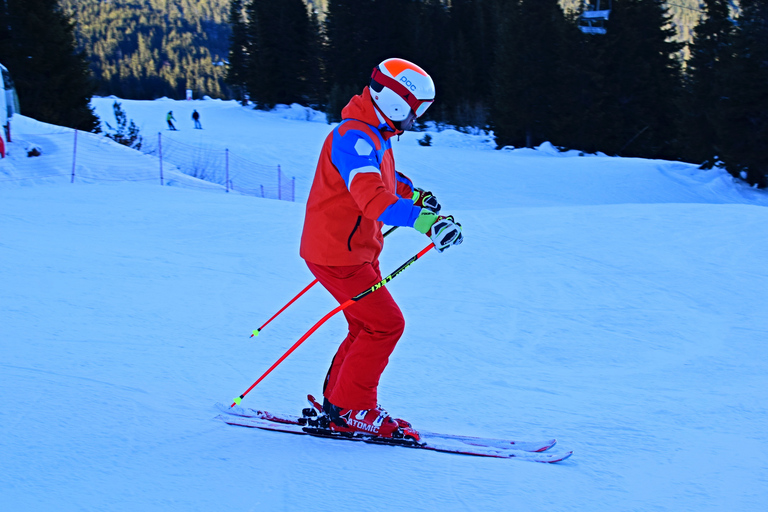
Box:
(214, 413), (571, 463)
(216, 402), (557, 453)
(215, 399), (570, 462)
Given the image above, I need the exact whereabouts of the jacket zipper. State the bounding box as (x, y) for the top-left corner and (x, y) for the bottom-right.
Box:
(347, 215), (362, 251)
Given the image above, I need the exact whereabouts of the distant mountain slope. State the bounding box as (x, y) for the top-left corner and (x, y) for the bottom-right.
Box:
(61, 0), (231, 100)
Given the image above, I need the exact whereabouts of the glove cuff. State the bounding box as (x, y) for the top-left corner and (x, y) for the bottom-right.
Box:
(413, 210), (437, 234)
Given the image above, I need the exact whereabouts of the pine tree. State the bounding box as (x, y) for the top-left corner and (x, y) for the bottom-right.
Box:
(0, 0), (98, 130)
(226, 0), (250, 104)
(322, 0), (439, 122)
(243, 0), (320, 109)
(103, 101), (143, 150)
(679, 0), (734, 166)
(304, 4), (325, 108)
(592, 0), (683, 159)
(407, 0), (450, 121)
(551, 10), (609, 154)
(716, 0), (768, 187)
(491, 0), (575, 148)
(323, 0), (385, 120)
(441, 0), (497, 128)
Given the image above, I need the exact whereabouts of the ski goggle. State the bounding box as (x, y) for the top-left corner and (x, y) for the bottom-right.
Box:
(371, 67), (434, 118)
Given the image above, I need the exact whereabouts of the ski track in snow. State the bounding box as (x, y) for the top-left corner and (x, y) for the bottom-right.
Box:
(1, 98), (767, 511)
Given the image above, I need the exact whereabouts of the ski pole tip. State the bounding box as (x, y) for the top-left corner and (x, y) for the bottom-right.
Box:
(231, 396), (242, 408)
(251, 329), (260, 338)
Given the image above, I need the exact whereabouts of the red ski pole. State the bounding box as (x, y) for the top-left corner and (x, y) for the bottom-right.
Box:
(250, 226), (399, 338)
(232, 241), (435, 407)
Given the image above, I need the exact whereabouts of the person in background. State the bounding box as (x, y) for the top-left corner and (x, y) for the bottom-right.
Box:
(300, 58), (463, 439)
(166, 111), (177, 130)
(192, 110), (202, 129)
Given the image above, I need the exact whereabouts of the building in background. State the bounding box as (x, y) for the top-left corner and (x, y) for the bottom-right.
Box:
(0, 62), (20, 155)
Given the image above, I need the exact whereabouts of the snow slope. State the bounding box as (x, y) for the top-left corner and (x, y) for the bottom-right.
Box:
(1, 98), (767, 511)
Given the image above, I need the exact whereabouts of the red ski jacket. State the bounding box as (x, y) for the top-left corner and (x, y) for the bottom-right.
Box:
(300, 87), (423, 266)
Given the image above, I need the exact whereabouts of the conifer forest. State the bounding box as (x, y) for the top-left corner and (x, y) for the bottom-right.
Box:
(0, 0), (766, 187)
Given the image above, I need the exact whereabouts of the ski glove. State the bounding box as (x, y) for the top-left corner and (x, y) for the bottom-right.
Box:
(414, 211), (463, 253)
(413, 188), (441, 213)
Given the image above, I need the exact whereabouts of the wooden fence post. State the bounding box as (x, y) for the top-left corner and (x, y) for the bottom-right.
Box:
(70, 130), (77, 183)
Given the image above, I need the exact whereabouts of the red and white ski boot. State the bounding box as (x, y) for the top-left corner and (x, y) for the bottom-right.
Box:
(306, 394), (420, 441)
(330, 405), (401, 437)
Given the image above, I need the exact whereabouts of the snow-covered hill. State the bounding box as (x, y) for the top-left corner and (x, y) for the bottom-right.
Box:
(1, 97), (767, 511)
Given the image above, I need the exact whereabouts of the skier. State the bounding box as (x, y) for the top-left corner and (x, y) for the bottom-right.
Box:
(166, 111), (177, 130)
(192, 110), (202, 129)
(300, 58), (463, 439)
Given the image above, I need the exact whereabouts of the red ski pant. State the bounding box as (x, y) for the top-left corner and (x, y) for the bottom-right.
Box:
(306, 260), (405, 410)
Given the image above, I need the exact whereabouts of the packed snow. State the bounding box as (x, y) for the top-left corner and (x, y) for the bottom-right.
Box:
(1, 96), (767, 511)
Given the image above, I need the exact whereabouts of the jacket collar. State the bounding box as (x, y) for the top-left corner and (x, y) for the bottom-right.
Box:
(341, 86), (402, 140)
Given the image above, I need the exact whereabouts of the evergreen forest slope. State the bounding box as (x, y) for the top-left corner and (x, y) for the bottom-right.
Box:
(61, 0), (231, 99)
(65, 0), (710, 101)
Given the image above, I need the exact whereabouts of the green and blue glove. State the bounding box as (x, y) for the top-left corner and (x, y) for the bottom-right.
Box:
(413, 188), (441, 213)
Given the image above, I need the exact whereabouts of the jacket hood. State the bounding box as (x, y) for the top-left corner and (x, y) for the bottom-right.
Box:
(341, 87), (402, 139)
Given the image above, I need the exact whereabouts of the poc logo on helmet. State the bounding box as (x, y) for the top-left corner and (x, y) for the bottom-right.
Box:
(400, 76), (417, 91)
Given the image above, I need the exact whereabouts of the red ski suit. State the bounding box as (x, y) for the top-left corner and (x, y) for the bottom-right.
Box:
(300, 87), (424, 410)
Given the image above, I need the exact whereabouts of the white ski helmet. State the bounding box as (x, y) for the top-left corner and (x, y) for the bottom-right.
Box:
(370, 58), (435, 122)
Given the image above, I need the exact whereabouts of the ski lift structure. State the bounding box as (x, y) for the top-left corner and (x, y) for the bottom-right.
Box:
(578, 0), (612, 35)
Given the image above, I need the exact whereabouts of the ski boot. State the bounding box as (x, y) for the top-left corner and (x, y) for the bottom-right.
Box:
(305, 394), (420, 442)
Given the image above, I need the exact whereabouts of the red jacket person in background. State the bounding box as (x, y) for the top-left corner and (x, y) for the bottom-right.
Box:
(300, 58), (463, 438)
